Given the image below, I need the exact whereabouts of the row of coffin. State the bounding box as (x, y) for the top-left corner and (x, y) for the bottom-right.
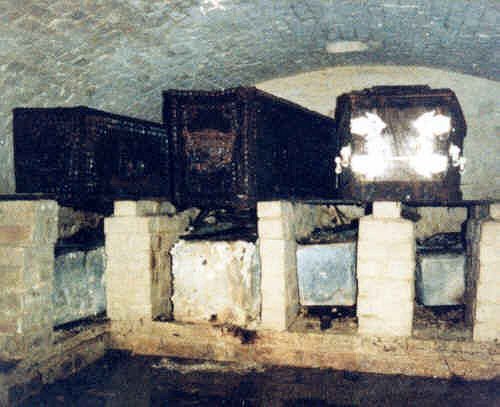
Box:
(50, 240), (464, 326)
(13, 86), (466, 214)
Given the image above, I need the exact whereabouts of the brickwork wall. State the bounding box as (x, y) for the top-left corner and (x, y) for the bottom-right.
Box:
(356, 202), (416, 337)
(104, 200), (197, 322)
(473, 204), (500, 341)
(258, 201), (299, 331)
(0, 200), (58, 359)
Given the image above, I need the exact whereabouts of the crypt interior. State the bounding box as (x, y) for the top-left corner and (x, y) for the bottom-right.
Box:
(0, 1), (499, 405)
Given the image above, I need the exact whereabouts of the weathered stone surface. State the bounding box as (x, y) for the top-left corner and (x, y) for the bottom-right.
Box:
(416, 253), (465, 306)
(171, 240), (260, 326)
(296, 243), (356, 306)
(52, 247), (106, 326)
(110, 320), (500, 381)
(0, 201), (58, 245)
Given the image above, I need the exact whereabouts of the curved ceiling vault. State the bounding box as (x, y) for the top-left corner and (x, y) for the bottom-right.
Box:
(0, 0), (498, 194)
(1, 0), (498, 120)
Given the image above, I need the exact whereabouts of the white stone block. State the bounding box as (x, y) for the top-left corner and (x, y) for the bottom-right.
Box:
(475, 302), (500, 322)
(387, 259), (416, 280)
(260, 307), (287, 331)
(479, 244), (500, 264)
(489, 203), (500, 220)
(357, 296), (413, 317)
(357, 241), (415, 264)
(257, 201), (293, 220)
(473, 321), (500, 342)
(171, 240), (260, 326)
(259, 239), (296, 276)
(114, 200), (160, 216)
(480, 221), (500, 246)
(105, 234), (154, 254)
(358, 217), (414, 243)
(476, 279), (500, 304)
(105, 216), (159, 235)
(258, 218), (294, 240)
(357, 277), (414, 300)
(372, 201), (401, 218)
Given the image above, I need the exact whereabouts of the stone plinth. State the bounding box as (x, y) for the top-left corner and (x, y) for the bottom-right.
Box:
(0, 200), (58, 359)
(357, 201), (415, 337)
(473, 204), (500, 342)
(171, 240), (260, 326)
(104, 200), (197, 322)
(258, 201), (299, 331)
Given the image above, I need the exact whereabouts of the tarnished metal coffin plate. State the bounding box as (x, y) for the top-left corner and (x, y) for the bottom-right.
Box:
(416, 252), (465, 306)
(297, 243), (357, 306)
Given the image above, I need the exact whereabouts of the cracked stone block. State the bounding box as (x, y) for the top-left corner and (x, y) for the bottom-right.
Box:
(416, 252), (466, 306)
(297, 242), (357, 306)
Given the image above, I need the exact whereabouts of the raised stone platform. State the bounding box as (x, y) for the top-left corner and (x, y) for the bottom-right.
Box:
(109, 320), (500, 381)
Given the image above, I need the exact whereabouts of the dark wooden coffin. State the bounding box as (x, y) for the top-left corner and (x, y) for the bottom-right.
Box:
(333, 86), (466, 202)
(163, 87), (336, 209)
(13, 106), (170, 213)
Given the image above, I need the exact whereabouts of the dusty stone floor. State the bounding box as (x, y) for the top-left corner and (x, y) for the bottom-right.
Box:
(21, 351), (499, 406)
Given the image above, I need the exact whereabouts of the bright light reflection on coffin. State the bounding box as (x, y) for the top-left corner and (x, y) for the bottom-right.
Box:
(347, 110), (454, 179)
(350, 154), (387, 178)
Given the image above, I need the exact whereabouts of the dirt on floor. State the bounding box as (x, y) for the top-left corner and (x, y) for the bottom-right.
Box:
(20, 350), (499, 406)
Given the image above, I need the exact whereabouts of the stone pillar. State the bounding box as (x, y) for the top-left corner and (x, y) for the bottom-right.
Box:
(0, 200), (58, 359)
(258, 201), (299, 331)
(464, 204), (489, 327)
(105, 201), (196, 322)
(473, 203), (500, 342)
(356, 202), (415, 337)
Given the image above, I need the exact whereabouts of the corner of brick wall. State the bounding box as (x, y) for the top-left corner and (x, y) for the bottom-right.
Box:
(105, 200), (198, 323)
(472, 203), (500, 341)
(0, 200), (58, 359)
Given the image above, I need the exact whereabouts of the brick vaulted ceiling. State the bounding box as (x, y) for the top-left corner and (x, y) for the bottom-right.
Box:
(1, 0), (498, 119)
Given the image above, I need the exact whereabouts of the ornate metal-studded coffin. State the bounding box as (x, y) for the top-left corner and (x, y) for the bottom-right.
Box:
(13, 107), (170, 213)
(163, 87), (336, 209)
(333, 86), (467, 201)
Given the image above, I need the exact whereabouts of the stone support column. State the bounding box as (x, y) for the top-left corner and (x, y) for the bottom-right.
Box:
(473, 203), (500, 341)
(356, 202), (415, 337)
(105, 201), (196, 322)
(0, 200), (58, 359)
(258, 201), (299, 331)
